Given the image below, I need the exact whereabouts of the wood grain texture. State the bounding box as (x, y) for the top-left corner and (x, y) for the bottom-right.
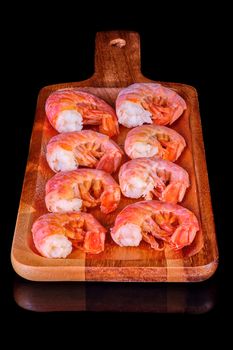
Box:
(11, 31), (218, 282)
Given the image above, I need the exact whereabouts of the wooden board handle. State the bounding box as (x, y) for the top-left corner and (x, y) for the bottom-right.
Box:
(93, 31), (145, 87)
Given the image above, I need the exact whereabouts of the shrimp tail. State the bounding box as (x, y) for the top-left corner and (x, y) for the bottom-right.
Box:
(161, 182), (187, 203)
(99, 113), (119, 137)
(170, 225), (197, 250)
(96, 151), (122, 173)
(100, 188), (121, 214)
(83, 230), (105, 254)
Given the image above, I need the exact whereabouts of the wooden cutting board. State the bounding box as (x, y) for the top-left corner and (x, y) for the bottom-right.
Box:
(11, 31), (218, 282)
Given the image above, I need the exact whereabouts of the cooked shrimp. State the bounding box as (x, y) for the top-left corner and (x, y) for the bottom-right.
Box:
(45, 88), (119, 137)
(124, 125), (186, 161)
(45, 169), (121, 214)
(116, 83), (187, 128)
(119, 157), (189, 203)
(32, 212), (106, 258)
(46, 130), (123, 173)
(111, 200), (199, 250)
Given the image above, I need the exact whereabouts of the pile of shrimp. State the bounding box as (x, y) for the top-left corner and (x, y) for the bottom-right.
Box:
(31, 83), (199, 258)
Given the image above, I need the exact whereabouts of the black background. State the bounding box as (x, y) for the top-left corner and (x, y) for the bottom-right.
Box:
(1, 7), (230, 341)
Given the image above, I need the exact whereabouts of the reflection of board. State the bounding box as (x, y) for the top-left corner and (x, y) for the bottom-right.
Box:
(14, 278), (217, 313)
(11, 31), (218, 282)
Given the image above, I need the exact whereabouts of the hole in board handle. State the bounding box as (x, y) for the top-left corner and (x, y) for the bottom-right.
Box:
(109, 38), (126, 48)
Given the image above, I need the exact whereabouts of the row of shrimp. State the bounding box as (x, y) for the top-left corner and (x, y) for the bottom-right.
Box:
(32, 83), (199, 259)
(45, 83), (186, 135)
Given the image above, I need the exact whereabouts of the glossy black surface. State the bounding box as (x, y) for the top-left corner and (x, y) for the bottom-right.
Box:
(13, 277), (218, 314)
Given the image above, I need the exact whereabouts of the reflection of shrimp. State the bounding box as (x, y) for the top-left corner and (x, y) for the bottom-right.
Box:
(45, 89), (119, 137)
(119, 157), (189, 203)
(111, 200), (199, 250)
(116, 83), (187, 128)
(125, 125), (186, 162)
(46, 130), (123, 173)
(45, 169), (121, 214)
(32, 212), (106, 258)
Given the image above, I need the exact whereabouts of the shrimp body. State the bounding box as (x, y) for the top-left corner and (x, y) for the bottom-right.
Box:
(124, 125), (186, 161)
(32, 212), (106, 258)
(116, 83), (187, 128)
(119, 157), (189, 203)
(45, 89), (119, 137)
(45, 169), (121, 214)
(111, 200), (199, 250)
(46, 130), (123, 173)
